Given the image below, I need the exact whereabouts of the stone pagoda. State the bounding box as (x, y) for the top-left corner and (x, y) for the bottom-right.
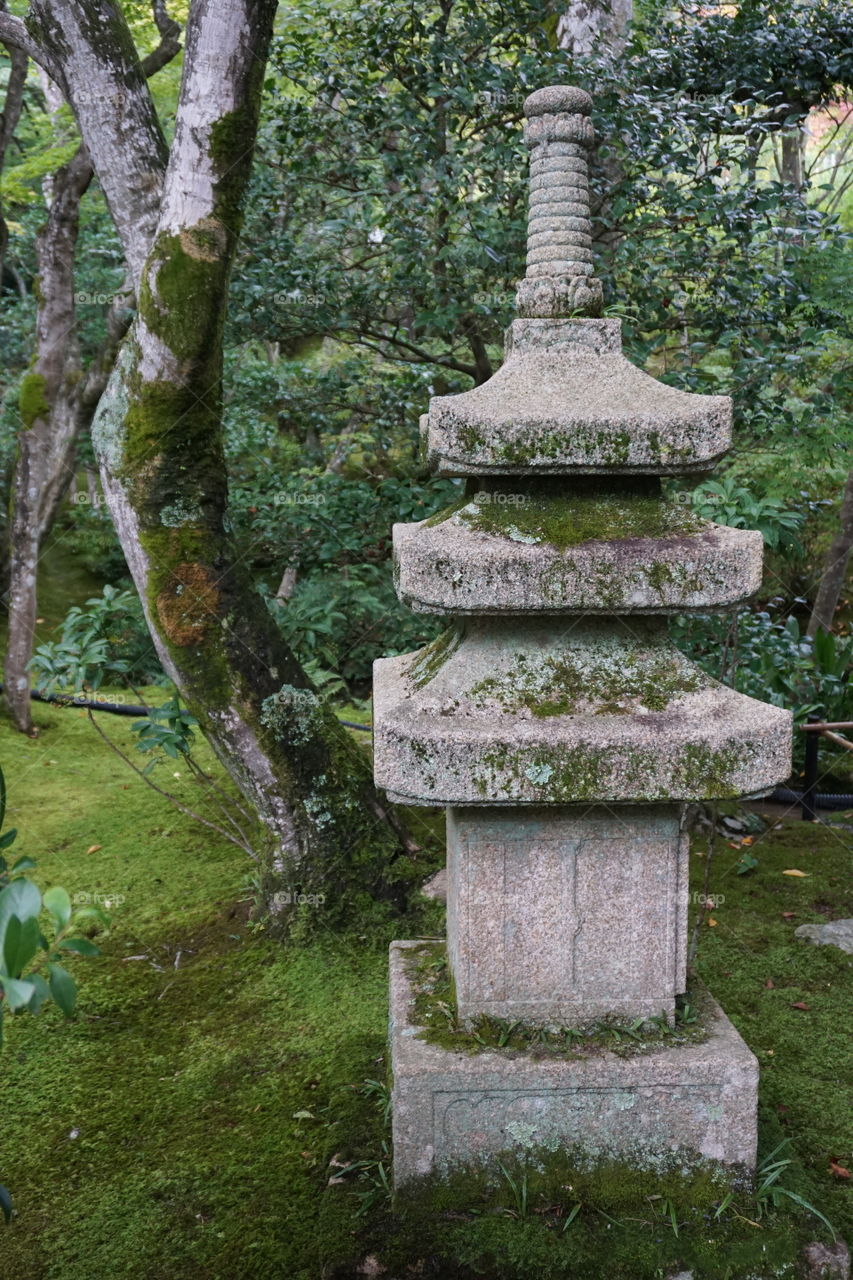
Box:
(373, 85), (792, 1186)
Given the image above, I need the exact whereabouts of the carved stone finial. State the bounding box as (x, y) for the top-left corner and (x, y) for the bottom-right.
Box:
(514, 84), (603, 319)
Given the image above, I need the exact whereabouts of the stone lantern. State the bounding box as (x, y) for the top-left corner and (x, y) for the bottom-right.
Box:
(373, 86), (791, 1185)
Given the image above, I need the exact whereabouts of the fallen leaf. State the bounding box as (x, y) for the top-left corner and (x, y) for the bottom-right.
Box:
(790, 1002), (810, 1011)
(764, 979), (775, 989)
(829, 1162), (850, 1180)
(707, 917), (718, 927)
(741, 836), (754, 846)
(766, 1049), (775, 1056)
(86, 844), (102, 854)
(782, 869), (809, 877)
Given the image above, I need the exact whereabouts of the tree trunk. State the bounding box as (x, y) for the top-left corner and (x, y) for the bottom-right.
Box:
(0, 2), (28, 285)
(26, 0), (169, 287)
(807, 468), (853, 638)
(780, 128), (804, 189)
(4, 0), (408, 906)
(4, 146), (92, 733)
(559, 0), (633, 262)
(3, 9), (178, 734)
(558, 0), (632, 55)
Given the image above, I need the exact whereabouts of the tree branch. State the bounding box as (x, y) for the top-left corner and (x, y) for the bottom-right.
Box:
(141, 0), (182, 77)
(0, 12), (66, 91)
(0, 2), (28, 283)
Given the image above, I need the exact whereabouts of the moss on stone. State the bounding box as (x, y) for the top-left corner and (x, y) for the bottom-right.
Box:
(407, 626), (461, 689)
(407, 942), (708, 1056)
(672, 743), (747, 799)
(458, 492), (703, 551)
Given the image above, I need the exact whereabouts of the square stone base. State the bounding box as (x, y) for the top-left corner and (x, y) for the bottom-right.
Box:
(390, 941), (757, 1187)
(447, 805), (687, 1026)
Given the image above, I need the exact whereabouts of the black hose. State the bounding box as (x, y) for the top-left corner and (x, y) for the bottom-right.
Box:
(0, 683), (375, 730)
(771, 786), (853, 811)
(24, 687), (146, 716)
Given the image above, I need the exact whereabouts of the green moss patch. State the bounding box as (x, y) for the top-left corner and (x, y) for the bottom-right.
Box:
(0, 699), (849, 1278)
(18, 371), (49, 428)
(456, 492), (703, 551)
(406, 625), (461, 688)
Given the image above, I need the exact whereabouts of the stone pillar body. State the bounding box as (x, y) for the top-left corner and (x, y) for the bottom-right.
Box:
(373, 86), (792, 1186)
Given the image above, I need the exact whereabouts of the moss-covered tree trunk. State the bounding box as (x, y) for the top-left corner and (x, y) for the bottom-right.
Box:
(5, 0), (407, 906)
(4, 146), (92, 734)
(2, 11), (180, 736)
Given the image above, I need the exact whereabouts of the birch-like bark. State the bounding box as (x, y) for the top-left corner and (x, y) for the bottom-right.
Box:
(559, 0), (632, 260)
(38, 0), (407, 896)
(0, 2), (28, 285)
(26, 0), (168, 288)
(2, 7), (178, 734)
(558, 0), (632, 55)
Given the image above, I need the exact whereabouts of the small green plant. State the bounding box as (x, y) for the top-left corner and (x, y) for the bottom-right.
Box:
(753, 1140), (837, 1241)
(29, 585), (163, 694)
(87, 700), (260, 862)
(498, 1160), (530, 1219)
(735, 851), (759, 875)
(131, 695), (199, 767)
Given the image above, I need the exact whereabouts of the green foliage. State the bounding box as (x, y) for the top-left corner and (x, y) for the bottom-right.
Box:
(55, 490), (131, 581)
(266, 562), (441, 689)
(29, 585), (165, 694)
(242, 0), (566, 381)
(672, 609), (853, 770)
(130, 696), (198, 766)
(689, 475), (807, 552)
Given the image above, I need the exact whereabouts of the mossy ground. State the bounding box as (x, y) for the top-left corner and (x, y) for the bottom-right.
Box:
(0, 698), (850, 1277)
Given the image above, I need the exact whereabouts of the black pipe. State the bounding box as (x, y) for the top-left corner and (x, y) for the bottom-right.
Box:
(0, 682), (375, 730)
(771, 786), (853, 812)
(24, 687), (146, 716)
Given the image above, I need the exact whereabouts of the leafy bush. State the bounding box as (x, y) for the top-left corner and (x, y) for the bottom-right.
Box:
(266, 562), (442, 691)
(55, 493), (130, 581)
(29, 585), (164, 694)
(131, 696), (198, 768)
(673, 609), (853, 770)
(688, 475), (807, 552)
